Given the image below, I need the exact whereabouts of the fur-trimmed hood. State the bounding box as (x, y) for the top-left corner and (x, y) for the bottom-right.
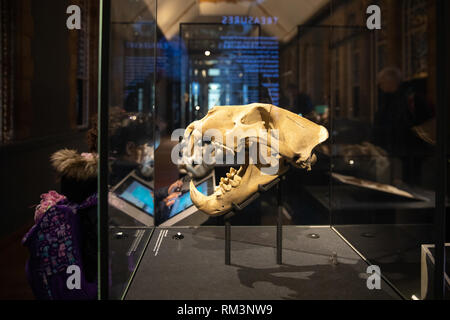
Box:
(51, 149), (98, 181)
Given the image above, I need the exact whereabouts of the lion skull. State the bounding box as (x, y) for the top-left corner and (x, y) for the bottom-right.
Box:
(186, 103), (328, 216)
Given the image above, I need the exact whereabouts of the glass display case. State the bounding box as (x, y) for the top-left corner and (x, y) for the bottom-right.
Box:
(98, 0), (448, 300)
(98, 0), (157, 299)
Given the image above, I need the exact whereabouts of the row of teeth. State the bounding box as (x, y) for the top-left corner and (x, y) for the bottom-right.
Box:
(215, 167), (242, 198)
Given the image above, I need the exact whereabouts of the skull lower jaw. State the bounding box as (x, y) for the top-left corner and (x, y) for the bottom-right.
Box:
(186, 139), (316, 216)
(190, 162), (288, 216)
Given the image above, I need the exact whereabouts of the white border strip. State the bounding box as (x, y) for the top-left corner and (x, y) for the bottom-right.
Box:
(154, 229), (168, 256)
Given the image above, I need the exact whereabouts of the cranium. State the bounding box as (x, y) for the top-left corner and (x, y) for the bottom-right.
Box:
(186, 103), (328, 216)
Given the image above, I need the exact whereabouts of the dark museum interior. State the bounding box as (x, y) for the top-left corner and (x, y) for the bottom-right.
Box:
(0, 0), (449, 301)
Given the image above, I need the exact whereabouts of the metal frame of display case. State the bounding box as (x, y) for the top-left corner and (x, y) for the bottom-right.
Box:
(98, 0), (111, 300)
(435, 0), (448, 300)
(98, 0), (159, 300)
(223, 176), (284, 265)
(97, 0), (448, 300)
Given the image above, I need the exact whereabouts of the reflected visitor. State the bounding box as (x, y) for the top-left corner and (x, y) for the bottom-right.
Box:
(372, 67), (434, 185)
(109, 107), (155, 186)
(108, 107), (182, 221)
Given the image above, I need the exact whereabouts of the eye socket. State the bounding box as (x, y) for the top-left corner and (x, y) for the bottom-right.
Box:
(240, 112), (261, 125)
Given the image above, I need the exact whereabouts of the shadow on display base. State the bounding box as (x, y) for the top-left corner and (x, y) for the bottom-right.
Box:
(122, 226), (400, 300)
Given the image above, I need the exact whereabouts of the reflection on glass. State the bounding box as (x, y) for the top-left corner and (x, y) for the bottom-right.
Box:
(115, 178), (155, 216)
(168, 180), (208, 219)
(327, 0), (438, 300)
(107, 0), (156, 299)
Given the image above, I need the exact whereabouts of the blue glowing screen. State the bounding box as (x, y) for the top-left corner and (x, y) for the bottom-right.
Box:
(118, 180), (154, 216)
(168, 181), (208, 218)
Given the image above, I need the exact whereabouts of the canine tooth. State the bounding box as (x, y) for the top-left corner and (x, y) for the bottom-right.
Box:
(188, 137), (194, 155)
(190, 181), (208, 209)
(230, 167), (236, 174)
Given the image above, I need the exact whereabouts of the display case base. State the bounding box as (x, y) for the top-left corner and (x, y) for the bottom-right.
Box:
(125, 226), (400, 300)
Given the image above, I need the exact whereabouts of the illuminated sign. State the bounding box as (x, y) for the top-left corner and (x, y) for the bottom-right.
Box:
(125, 42), (169, 49)
(208, 68), (221, 76)
(221, 16), (278, 25)
(216, 35), (280, 106)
